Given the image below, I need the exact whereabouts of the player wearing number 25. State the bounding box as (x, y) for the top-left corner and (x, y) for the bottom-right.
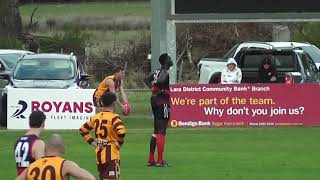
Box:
(15, 134), (95, 180)
(14, 110), (46, 175)
(79, 92), (126, 180)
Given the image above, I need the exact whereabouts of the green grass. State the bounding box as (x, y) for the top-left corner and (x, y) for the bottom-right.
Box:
(2, 128), (320, 179)
(20, 2), (150, 18)
(1, 92), (320, 179)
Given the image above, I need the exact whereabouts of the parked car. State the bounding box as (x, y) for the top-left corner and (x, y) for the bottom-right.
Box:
(198, 42), (320, 83)
(0, 53), (90, 127)
(234, 49), (320, 83)
(0, 50), (33, 85)
(0, 53), (90, 89)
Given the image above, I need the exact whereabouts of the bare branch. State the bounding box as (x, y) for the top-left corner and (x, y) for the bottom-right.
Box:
(28, 2), (39, 31)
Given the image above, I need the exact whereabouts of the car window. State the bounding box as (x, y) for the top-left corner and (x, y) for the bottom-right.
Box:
(13, 59), (75, 80)
(300, 54), (310, 71)
(300, 46), (320, 63)
(0, 53), (22, 69)
(241, 54), (297, 71)
(299, 53), (318, 74)
(223, 44), (239, 59)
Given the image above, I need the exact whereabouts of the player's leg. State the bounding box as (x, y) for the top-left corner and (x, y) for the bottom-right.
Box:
(156, 118), (169, 167)
(156, 99), (170, 167)
(97, 161), (120, 180)
(148, 96), (157, 166)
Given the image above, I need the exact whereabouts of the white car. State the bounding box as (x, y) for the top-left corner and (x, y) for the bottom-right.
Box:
(198, 42), (320, 83)
(0, 49), (33, 74)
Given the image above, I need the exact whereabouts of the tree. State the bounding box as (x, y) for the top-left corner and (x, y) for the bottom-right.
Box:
(292, 22), (320, 48)
(0, 0), (22, 39)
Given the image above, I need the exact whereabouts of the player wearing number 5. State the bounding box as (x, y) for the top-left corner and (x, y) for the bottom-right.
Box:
(14, 110), (46, 175)
(79, 92), (126, 180)
(16, 134), (95, 180)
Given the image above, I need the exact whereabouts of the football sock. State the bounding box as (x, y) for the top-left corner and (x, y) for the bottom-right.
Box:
(148, 134), (157, 162)
(156, 133), (166, 163)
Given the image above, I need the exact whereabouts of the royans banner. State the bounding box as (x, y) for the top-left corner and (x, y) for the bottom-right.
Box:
(170, 84), (320, 128)
(7, 88), (96, 129)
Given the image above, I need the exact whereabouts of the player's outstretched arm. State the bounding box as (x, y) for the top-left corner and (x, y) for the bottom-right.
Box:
(32, 139), (45, 160)
(144, 73), (154, 89)
(62, 160), (95, 180)
(119, 80), (128, 104)
(15, 168), (27, 180)
(107, 79), (125, 109)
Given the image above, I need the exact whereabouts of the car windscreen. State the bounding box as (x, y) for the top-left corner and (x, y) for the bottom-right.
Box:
(0, 53), (22, 69)
(299, 46), (320, 63)
(13, 59), (75, 80)
(240, 54), (298, 71)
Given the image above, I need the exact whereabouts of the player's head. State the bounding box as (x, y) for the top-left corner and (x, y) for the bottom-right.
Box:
(29, 110), (46, 129)
(113, 66), (125, 79)
(159, 53), (173, 70)
(46, 134), (65, 156)
(101, 92), (117, 108)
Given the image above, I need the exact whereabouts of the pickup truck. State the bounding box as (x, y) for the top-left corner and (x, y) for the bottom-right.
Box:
(199, 48), (320, 84)
(198, 42), (320, 83)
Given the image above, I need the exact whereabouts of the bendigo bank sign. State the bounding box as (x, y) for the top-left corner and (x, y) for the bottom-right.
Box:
(170, 84), (320, 128)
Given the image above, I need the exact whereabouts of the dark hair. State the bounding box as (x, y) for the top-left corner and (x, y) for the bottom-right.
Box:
(262, 57), (272, 65)
(113, 66), (124, 73)
(29, 110), (46, 128)
(159, 53), (169, 65)
(101, 92), (117, 107)
(260, 57), (275, 71)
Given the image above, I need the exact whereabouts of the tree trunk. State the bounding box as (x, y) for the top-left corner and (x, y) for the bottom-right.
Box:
(0, 0), (22, 38)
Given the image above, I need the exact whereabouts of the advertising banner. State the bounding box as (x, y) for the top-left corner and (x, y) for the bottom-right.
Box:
(7, 88), (95, 129)
(170, 84), (320, 128)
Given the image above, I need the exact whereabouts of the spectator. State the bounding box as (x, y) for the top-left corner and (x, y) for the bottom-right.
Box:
(221, 58), (242, 84)
(258, 57), (277, 83)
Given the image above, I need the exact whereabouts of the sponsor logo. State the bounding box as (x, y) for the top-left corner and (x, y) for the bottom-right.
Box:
(109, 171), (115, 176)
(11, 100), (28, 119)
(171, 121), (211, 127)
(170, 120), (178, 128)
(31, 101), (94, 113)
(11, 100), (94, 121)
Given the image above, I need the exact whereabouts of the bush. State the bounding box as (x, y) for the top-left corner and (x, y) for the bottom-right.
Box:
(88, 33), (151, 88)
(26, 28), (94, 59)
(0, 37), (23, 49)
(292, 22), (320, 47)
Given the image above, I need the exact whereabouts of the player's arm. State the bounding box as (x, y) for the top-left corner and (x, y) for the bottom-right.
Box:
(32, 140), (45, 160)
(107, 79), (124, 109)
(119, 80), (128, 103)
(156, 71), (169, 85)
(15, 168), (27, 180)
(113, 117), (126, 148)
(62, 160), (95, 180)
(144, 73), (154, 89)
(79, 119), (97, 147)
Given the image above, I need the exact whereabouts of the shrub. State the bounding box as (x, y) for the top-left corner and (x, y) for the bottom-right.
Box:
(0, 37), (23, 49)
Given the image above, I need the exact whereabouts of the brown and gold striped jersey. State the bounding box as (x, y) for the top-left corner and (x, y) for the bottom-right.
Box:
(27, 156), (65, 180)
(79, 111), (126, 164)
(93, 75), (121, 99)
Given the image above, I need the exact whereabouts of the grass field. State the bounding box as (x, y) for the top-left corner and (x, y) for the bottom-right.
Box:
(20, 2), (150, 18)
(1, 92), (320, 179)
(2, 127), (320, 179)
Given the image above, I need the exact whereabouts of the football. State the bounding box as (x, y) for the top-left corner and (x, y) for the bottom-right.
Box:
(122, 103), (131, 116)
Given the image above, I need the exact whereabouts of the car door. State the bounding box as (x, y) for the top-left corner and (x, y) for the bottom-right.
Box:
(300, 53), (319, 82)
(306, 55), (320, 82)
